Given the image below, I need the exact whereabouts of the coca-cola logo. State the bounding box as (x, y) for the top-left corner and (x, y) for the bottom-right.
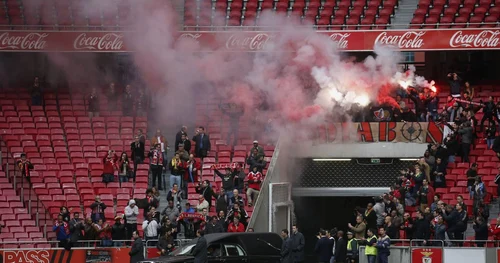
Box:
(374, 31), (425, 49)
(329, 33), (350, 49)
(449, 30), (500, 48)
(0, 32), (48, 50)
(73, 33), (124, 50)
(178, 33), (202, 41)
(225, 33), (273, 51)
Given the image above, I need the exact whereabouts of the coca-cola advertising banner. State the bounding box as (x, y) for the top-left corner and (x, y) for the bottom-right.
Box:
(0, 29), (499, 52)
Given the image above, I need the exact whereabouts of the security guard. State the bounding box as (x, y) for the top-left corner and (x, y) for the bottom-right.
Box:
(363, 228), (378, 263)
(346, 232), (359, 263)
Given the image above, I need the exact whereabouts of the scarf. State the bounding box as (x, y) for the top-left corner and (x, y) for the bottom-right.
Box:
(18, 159), (30, 177)
(210, 163), (241, 170)
(152, 150), (163, 166)
(171, 158), (179, 170)
(54, 220), (70, 235)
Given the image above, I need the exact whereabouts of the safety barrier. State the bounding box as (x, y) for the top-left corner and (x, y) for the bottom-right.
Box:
(357, 239), (500, 263)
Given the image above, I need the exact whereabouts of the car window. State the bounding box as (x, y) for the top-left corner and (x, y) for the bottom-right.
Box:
(208, 243), (222, 257)
(223, 244), (246, 257)
(171, 244), (196, 256)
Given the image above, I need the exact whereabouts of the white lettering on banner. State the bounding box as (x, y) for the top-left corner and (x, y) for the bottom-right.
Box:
(225, 33), (273, 50)
(73, 33), (124, 50)
(0, 32), (48, 50)
(329, 33), (350, 49)
(178, 33), (202, 41)
(449, 30), (500, 48)
(374, 31), (425, 49)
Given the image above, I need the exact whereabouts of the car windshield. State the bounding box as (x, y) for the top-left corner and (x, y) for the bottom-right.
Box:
(170, 244), (196, 256)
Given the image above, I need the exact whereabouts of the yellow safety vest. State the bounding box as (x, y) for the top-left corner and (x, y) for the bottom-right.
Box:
(347, 239), (355, 251)
(365, 236), (377, 256)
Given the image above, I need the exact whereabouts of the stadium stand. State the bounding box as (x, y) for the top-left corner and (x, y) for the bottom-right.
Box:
(184, 0), (399, 29)
(410, 0), (500, 28)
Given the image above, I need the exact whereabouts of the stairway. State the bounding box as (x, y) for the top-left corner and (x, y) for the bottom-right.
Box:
(171, 0), (185, 29)
(391, 0), (420, 29)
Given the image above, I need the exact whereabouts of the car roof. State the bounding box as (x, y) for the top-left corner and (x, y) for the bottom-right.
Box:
(196, 232), (282, 256)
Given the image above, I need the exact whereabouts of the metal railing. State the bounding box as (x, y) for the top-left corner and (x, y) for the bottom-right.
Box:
(182, 22), (500, 31)
(0, 137), (53, 241)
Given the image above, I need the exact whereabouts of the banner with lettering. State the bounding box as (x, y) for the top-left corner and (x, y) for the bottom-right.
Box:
(313, 122), (444, 144)
(0, 247), (131, 263)
(0, 29), (498, 52)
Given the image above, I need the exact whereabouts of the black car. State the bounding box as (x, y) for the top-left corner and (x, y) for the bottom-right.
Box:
(140, 232), (283, 263)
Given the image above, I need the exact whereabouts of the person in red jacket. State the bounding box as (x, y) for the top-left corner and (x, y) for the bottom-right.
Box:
(227, 217), (245, 233)
(489, 217), (500, 243)
(246, 166), (263, 207)
(102, 150), (118, 183)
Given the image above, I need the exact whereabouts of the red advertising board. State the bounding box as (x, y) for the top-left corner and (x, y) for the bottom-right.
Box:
(1, 247), (131, 263)
(412, 248), (443, 263)
(0, 28), (498, 52)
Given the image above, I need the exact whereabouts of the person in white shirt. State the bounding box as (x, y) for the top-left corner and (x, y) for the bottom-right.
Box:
(142, 213), (160, 245)
(196, 195), (209, 212)
(124, 199), (139, 241)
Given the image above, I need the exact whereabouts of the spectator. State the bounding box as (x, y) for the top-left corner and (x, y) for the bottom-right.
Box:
(234, 165), (246, 193)
(129, 231), (145, 263)
(373, 198), (386, 228)
(196, 195), (209, 212)
(431, 158), (447, 188)
(90, 195), (107, 223)
(401, 213), (414, 240)
(251, 140), (265, 157)
(195, 179), (213, 211)
(227, 217), (245, 233)
(88, 87), (99, 118)
(246, 166), (263, 207)
(169, 153), (185, 192)
(16, 153), (34, 183)
(247, 149), (267, 173)
(447, 72), (462, 98)
(230, 189), (244, 207)
(220, 103), (244, 145)
(176, 144), (190, 162)
(131, 136), (145, 181)
(417, 179), (434, 212)
(214, 188), (228, 216)
(226, 202), (248, 225)
(430, 195), (441, 212)
(489, 217), (500, 242)
(480, 96), (500, 132)
(136, 88), (148, 117)
(69, 212), (83, 247)
(142, 213), (160, 245)
(192, 230), (208, 263)
(444, 203), (467, 246)
(157, 228), (175, 256)
(83, 218), (98, 245)
(29, 76), (43, 106)
(432, 215), (446, 245)
(493, 135), (500, 160)
(151, 129), (168, 163)
(458, 121), (473, 162)
(486, 122), (497, 149)
(111, 216), (126, 247)
(412, 166), (425, 196)
(423, 150), (435, 167)
(334, 231), (347, 263)
(186, 154), (201, 186)
(314, 229), (333, 263)
(376, 228), (390, 263)
(166, 184), (183, 210)
(136, 129), (146, 144)
(125, 200), (139, 241)
(464, 81), (474, 98)
(412, 210), (430, 246)
(175, 126), (188, 152)
(456, 195), (467, 212)
(407, 88), (428, 121)
(117, 152), (131, 183)
(467, 163), (479, 198)
(395, 95), (406, 109)
(206, 217), (224, 234)
(149, 143), (165, 190)
(106, 82), (117, 111)
(495, 168), (500, 208)
(122, 84), (134, 116)
(214, 167), (236, 200)
(348, 215), (366, 240)
(192, 126), (211, 158)
(384, 216), (399, 240)
(53, 215), (71, 249)
(180, 203), (196, 238)
(473, 216), (488, 247)
(178, 134), (192, 153)
(150, 207), (161, 222)
(162, 200), (180, 227)
(290, 225), (305, 263)
(145, 188), (159, 217)
(102, 150), (118, 183)
(96, 219), (112, 247)
(446, 103), (463, 122)
(472, 177), (486, 211)
(216, 210), (227, 231)
(363, 203), (377, 231)
(427, 91), (439, 121)
(160, 217), (178, 239)
(59, 206), (71, 222)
